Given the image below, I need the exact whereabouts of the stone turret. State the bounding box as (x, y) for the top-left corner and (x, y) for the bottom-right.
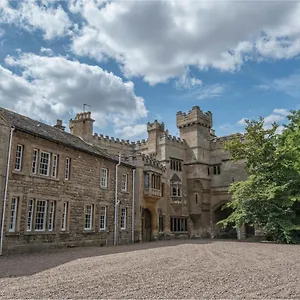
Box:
(147, 120), (164, 153)
(69, 111), (95, 140)
(176, 106), (213, 162)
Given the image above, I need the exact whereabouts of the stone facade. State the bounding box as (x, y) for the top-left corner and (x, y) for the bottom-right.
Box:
(70, 106), (248, 242)
(0, 105), (250, 253)
(0, 109), (134, 253)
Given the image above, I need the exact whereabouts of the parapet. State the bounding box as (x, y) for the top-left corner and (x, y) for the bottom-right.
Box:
(176, 106), (212, 129)
(147, 120), (164, 132)
(211, 133), (244, 143)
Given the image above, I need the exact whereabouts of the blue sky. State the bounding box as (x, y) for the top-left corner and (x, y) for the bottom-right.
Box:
(0, 0), (300, 140)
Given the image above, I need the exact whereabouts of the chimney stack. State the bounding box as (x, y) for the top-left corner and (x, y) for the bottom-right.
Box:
(54, 119), (65, 131)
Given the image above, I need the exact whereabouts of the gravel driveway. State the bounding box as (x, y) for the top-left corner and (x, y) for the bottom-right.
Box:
(0, 239), (299, 299)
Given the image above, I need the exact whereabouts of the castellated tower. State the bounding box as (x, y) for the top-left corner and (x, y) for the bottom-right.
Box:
(176, 106), (212, 163)
(147, 120), (165, 154)
(69, 112), (95, 140)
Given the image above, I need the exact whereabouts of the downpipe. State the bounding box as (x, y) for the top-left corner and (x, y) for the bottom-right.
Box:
(0, 126), (15, 256)
(131, 169), (135, 243)
(114, 154), (121, 246)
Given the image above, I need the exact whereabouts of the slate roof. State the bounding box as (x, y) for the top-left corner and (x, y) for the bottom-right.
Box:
(0, 107), (134, 168)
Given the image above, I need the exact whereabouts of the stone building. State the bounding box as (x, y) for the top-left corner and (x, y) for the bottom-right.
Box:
(0, 105), (249, 253)
(0, 108), (135, 253)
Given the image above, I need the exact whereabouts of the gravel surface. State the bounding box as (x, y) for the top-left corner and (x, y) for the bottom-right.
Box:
(0, 239), (300, 299)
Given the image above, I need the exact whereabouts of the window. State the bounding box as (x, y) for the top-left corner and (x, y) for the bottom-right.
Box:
(15, 145), (23, 171)
(161, 183), (165, 197)
(159, 215), (164, 232)
(207, 167), (210, 176)
(27, 199), (35, 232)
(39, 151), (50, 176)
(9, 197), (19, 232)
(121, 174), (127, 191)
(170, 217), (188, 232)
(48, 201), (55, 231)
(100, 206), (107, 230)
(52, 154), (58, 178)
(35, 200), (47, 231)
(144, 173), (149, 189)
(150, 173), (161, 190)
(121, 207), (127, 229)
(61, 202), (68, 231)
(101, 168), (108, 188)
(84, 204), (93, 230)
(65, 158), (70, 180)
(170, 158), (182, 171)
(32, 149), (38, 174)
(171, 185), (181, 198)
(213, 165), (221, 175)
(195, 194), (198, 204)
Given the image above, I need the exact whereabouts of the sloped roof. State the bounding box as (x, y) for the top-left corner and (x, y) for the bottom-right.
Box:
(0, 107), (134, 168)
(170, 173), (181, 182)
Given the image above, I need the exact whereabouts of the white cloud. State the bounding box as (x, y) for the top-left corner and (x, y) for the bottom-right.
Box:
(197, 84), (225, 100)
(40, 47), (54, 56)
(273, 108), (290, 116)
(0, 0), (73, 40)
(255, 84), (270, 91)
(70, 0), (300, 84)
(115, 124), (147, 139)
(1, 53), (147, 136)
(273, 74), (300, 98)
(264, 113), (285, 126)
(174, 69), (202, 90)
(0, 28), (4, 38)
(237, 118), (247, 126)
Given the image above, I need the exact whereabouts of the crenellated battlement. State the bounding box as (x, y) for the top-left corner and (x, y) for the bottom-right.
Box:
(93, 133), (133, 146)
(147, 120), (165, 132)
(176, 106), (212, 129)
(211, 133), (244, 144)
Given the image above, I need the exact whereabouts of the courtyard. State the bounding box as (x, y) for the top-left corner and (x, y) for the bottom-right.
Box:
(0, 240), (299, 299)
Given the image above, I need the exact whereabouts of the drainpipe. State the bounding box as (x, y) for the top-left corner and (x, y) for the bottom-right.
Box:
(0, 126), (15, 256)
(131, 169), (135, 243)
(114, 154), (121, 246)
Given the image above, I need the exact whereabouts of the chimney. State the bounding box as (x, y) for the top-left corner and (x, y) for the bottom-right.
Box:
(69, 111), (94, 141)
(54, 119), (65, 131)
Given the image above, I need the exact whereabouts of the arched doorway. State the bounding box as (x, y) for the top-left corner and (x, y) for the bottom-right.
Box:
(142, 209), (152, 242)
(213, 203), (237, 239)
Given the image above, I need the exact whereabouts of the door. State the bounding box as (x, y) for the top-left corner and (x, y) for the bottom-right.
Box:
(142, 209), (152, 242)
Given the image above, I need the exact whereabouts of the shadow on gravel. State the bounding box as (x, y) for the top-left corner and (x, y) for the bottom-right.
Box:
(0, 239), (224, 279)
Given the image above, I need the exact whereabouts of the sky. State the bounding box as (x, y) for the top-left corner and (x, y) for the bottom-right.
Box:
(0, 0), (300, 141)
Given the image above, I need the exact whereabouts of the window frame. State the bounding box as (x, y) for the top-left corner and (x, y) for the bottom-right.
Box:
(65, 157), (70, 180)
(120, 207), (127, 230)
(32, 149), (39, 174)
(39, 151), (51, 176)
(35, 200), (48, 231)
(52, 154), (58, 178)
(61, 202), (68, 231)
(121, 174), (128, 192)
(84, 204), (93, 231)
(48, 201), (55, 232)
(99, 206), (107, 230)
(15, 144), (23, 171)
(101, 168), (108, 188)
(8, 197), (19, 232)
(27, 199), (35, 232)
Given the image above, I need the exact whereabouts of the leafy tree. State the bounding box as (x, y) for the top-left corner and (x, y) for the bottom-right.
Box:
(219, 111), (300, 243)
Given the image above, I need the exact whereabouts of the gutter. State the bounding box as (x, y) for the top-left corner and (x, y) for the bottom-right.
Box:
(131, 169), (135, 243)
(0, 126), (15, 256)
(114, 154), (121, 246)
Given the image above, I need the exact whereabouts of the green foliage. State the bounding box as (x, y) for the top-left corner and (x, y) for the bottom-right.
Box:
(218, 111), (300, 243)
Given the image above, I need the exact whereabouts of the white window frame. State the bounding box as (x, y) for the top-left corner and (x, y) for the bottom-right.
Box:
(100, 206), (107, 230)
(65, 158), (70, 180)
(35, 200), (48, 231)
(84, 204), (93, 231)
(101, 168), (108, 188)
(32, 149), (38, 174)
(27, 199), (35, 232)
(15, 145), (23, 171)
(52, 154), (58, 178)
(39, 151), (50, 176)
(48, 201), (55, 232)
(121, 174), (128, 192)
(9, 197), (18, 232)
(61, 202), (68, 231)
(121, 207), (127, 230)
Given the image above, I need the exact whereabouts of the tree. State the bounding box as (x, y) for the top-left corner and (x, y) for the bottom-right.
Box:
(219, 111), (300, 243)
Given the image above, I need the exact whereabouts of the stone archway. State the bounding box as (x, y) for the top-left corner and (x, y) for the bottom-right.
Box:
(142, 208), (152, 242)
(212, 202), (237, 239)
